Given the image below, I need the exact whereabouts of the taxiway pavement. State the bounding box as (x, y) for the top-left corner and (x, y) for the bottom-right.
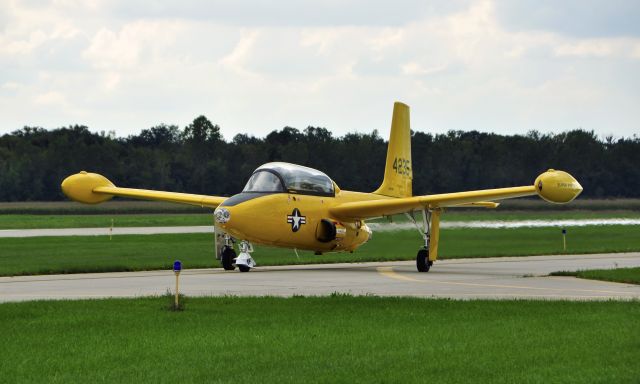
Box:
(1, 253), (640, 302)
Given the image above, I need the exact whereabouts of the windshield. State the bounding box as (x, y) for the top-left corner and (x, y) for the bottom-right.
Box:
(244, 162), (335, 196)
(242, 171), (285, 192)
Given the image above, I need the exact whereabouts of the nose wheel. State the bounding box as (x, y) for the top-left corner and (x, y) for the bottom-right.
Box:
(234, 240), (256, 272)
(221, 246), (236, 271)
(218, 235), (256, 272)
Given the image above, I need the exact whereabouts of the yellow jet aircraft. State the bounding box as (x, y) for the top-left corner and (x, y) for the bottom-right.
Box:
(61, 102), (583, 272)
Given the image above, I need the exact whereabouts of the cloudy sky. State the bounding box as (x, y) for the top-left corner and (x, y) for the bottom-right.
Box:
(1, 0), (639, 139)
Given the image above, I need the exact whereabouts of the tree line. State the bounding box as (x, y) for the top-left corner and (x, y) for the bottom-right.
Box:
(0, 115), (638, 201)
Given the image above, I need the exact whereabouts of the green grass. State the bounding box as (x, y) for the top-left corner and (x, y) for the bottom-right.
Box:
(0, 213), (214, 229)
(2, 198), (640, 215)
(2, 225), (640, 276)
(552, 267), (640, 285)
(2, 210), (640, 229)
(375, 209), (640, 223)
(495, 197), (640, 211)
(1, 296), (638, 383)
(0, 200), (211, 215)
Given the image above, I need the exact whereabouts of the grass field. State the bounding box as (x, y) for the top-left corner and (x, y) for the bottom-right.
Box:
(552, 267), (640, 285)
(2, 210), (640, 229)
(0, 213), (214, 229)
(3, 198), (640, 214)
(2, 225), (639, 276)
(0, 200), (211, 215)
(1, 296), (638, 383)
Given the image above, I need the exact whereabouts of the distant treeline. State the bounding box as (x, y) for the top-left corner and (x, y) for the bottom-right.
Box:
(0, 115), (638, 201)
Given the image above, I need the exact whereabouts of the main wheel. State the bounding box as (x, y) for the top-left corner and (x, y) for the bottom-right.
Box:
(416, 249), (432, 272)
(238, 265), (251, 272)
(221, 246), (236, 271)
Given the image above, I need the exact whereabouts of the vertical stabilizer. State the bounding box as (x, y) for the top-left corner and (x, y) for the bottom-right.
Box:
(374, 102), (413, 198)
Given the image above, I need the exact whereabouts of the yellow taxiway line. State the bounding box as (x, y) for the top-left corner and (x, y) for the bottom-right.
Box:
(376, 266), (636, 296)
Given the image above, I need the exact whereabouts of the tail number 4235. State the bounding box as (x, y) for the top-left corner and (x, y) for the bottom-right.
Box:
(392, 157), (411, 176)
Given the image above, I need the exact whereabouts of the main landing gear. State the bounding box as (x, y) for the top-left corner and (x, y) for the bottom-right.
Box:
(416, 248), (432, 272)
(220, 235), (256, 272)
(412, 209), (441, 273)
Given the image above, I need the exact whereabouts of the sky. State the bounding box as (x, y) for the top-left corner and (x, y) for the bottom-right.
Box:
(1, 0), (639, 140)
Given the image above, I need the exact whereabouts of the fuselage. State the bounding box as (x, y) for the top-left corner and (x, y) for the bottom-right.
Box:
(214, 170), (392, 252)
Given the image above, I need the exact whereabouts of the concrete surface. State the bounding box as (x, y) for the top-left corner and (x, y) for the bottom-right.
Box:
(1, 253), (639, 302)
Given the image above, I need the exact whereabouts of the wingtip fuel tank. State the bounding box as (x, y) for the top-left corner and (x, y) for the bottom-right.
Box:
(534, 169), (583, 204)
(61, 171), (115, 204)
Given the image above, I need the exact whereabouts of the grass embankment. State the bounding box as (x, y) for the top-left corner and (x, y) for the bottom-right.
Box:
(1, 296), (638, 383)
(552, 267), (640, 285)
(2, 225), (639, 276)
(2, 210), (640, 229)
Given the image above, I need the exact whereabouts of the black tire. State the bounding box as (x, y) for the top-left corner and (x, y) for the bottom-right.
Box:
(221, 247), (236, 271)
(416, 249), (432, 272)
(238, 265), (251, 272)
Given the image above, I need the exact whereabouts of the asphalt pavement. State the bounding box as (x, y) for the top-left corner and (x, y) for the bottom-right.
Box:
(2, 253), (639, 302)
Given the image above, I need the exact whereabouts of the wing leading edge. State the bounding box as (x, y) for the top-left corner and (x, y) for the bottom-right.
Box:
(330, 169), (582, 220)
(61, 171), (226, 208)
(331, 186), (536, 220)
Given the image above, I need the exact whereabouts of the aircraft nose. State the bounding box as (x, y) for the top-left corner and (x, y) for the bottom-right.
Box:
(214, 207), (232, 225)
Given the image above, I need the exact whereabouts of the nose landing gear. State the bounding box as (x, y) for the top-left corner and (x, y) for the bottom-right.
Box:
(217, 232), (256, 272)
(221, 246), (236, 271)
(234, 240), (256, 272)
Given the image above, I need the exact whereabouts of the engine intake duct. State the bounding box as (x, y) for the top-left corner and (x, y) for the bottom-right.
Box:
(316, 219), (346, 243)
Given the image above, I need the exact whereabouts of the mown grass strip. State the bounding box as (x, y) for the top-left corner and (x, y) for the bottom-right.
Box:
(0, 200), (211, 215)
(0, 213), (214, 229)
(1, 296), (638, 383)
(1, 225), (639, 276)
(3, 210), (640, 229)
(2, 198), (640, 215)
(552, 267), (640, 285)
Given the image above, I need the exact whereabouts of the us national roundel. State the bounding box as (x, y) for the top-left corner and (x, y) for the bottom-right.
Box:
(286, 208), (307, 232)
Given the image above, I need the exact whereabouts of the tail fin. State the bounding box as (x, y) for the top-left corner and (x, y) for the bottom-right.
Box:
(374, 102), (413, 198)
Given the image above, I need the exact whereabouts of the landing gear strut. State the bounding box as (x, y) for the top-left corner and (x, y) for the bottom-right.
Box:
(414, 208), (441, 272)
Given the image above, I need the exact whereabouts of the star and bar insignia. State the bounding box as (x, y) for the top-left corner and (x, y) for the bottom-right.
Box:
(287, 208), (307, 232)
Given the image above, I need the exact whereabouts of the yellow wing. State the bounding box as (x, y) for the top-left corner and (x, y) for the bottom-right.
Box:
(330, 169), (582, 220)
(61, 171), (226, 208)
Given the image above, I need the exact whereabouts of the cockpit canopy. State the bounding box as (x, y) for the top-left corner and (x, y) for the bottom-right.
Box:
(243, 162), (335, 196)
